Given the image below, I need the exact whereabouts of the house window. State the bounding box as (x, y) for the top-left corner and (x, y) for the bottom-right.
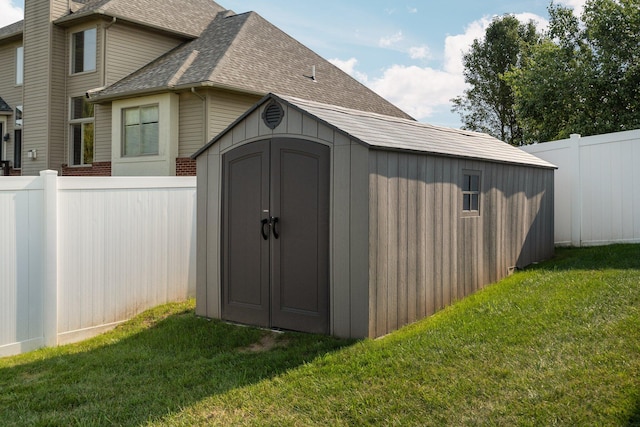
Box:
(122, 105), (159, 156)
(14, 129), (22, 169)
(70, 97), (94, 165)
(16, 46), (23, 85)
(15, 105), (22, 127)
(462, 171), (481, 215)
(71, 28), (96, 74)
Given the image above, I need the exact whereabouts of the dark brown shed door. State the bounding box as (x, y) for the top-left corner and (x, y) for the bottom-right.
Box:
(222, 138), (329, 334)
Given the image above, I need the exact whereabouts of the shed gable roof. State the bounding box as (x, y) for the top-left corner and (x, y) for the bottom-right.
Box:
(195, 94), (556, 169)
(90, 11), (412, 120)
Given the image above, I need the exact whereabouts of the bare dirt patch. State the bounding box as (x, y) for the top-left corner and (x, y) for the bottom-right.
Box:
(239, 332), (287, 353)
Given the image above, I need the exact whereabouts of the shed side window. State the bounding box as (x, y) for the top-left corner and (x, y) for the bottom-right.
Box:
(462, 171), (481, 216)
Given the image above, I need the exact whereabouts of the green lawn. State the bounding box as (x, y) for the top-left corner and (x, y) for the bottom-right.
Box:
(1, 244), (639, 426)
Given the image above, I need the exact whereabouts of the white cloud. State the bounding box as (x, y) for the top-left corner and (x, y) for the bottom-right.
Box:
(0, 0), (23, 27)
(443, 17), (491, 75)
(407, 7), (418, 14)
(329, 57), (369, 83)
(408, 45), (430, 60)
(369, 65), (466, 120)
(556, 0), (588, 14)
(365, 12), (549, 123)
(379, 31), (403, 48)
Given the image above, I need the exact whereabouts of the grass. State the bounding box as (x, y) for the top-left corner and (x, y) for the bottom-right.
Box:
(1, 244), (639, 426)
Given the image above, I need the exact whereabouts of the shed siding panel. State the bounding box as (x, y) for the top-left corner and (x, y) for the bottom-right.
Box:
(369, 152), (554, 337)
(332, 143), (351, 337)
(349, 142), (370, 338)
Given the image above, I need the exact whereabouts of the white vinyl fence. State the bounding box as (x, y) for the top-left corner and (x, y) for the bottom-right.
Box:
(1, 171), (196, 357)
(521, 130), (640, 246)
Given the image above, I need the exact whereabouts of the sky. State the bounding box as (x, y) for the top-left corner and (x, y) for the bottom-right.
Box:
(0, 0), (587, 128)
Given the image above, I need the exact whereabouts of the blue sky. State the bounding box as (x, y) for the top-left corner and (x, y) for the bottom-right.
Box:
(0, 0), (586, 128)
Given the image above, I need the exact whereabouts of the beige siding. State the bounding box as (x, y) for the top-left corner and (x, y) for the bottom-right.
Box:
(207, 90), (260, 141)
(105, 23), (183, 86)
(94, 104), (112, 162)
(178, 91), (205, 157)
(22, 0), (53, 175)
(48, 25), (66, 171)
(0, 40), (23, 164)
(368, 152), (554, 337)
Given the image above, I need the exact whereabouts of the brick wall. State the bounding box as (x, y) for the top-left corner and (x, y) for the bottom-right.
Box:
(176, 157), (197, 176)
(62, 162), (112, 176)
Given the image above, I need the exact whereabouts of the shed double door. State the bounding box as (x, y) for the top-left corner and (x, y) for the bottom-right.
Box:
(222, 138), (329, 334)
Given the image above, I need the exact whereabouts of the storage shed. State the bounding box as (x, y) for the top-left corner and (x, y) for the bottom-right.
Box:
(192, 94), (556, 339)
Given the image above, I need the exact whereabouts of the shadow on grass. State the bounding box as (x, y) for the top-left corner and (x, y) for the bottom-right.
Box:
(0, 307), (356, 426)
(528, 244), (640, 272)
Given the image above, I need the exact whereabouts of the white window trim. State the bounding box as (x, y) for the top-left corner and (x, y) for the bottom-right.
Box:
(69, 96), (95, 166)
(111, 93), (179, 176)
(15, 105), (22, 127)
(122, 104), (159, 157)
(16, 46), (23, 86)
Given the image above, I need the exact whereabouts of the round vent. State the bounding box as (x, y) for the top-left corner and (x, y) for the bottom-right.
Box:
(262, 101), (284, 130)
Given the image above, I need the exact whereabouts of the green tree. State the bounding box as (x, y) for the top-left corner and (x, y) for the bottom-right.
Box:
(451, 15), (540, 146)
(509, 0), (640, 142)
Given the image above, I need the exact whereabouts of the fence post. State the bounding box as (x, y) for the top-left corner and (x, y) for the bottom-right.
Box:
(569, 135), (582, 247)
(41, 170), (58, 347)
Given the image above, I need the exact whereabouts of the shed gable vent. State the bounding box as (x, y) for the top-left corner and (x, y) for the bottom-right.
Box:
(262, 101), (284, 130)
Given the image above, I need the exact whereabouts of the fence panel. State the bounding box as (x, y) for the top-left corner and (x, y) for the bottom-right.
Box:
(0, 173), (196, 356)
(0, 177), (45, 356)
(522, 130), (640, 246)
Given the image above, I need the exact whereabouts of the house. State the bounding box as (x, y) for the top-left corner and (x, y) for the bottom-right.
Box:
(193, 93), (556, 338)
(0, 0), (410, 177)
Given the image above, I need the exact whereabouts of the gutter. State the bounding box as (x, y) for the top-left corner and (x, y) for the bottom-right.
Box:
(88, 81), (264, 103)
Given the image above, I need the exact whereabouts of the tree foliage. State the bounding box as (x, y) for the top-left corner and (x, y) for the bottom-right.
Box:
(452, 15), (540, 145)
(455, 0), (640, 144)
(509, 0), (640, 143)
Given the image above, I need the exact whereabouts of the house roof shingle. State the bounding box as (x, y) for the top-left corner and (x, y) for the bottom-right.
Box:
(0, 20), (23, 42)
(90, 11), (412, 120)
(0, 97), (12, 114)
(55, 0), (226, 38)
(195, 93), (557, 170)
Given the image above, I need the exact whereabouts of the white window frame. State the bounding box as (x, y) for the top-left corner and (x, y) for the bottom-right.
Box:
(111, 93), (179, 176)
(122, 104), (159, 157)
(16, 46), (23, 85)
(462, 170), (481, 217)
(15, 105), (22, 127)
(70, 27), (97, 74)
(69, 96), (95, 166)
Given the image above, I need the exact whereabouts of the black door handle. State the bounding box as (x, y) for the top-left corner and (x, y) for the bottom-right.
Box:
(261, 218), (270, 240)
(271, 217), (279, 239)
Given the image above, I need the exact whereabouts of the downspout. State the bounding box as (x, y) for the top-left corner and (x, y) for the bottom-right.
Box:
(191, 87), (207, 151)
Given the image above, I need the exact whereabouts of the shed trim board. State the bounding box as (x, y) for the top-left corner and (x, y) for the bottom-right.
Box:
(194, 94), (555, 338)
